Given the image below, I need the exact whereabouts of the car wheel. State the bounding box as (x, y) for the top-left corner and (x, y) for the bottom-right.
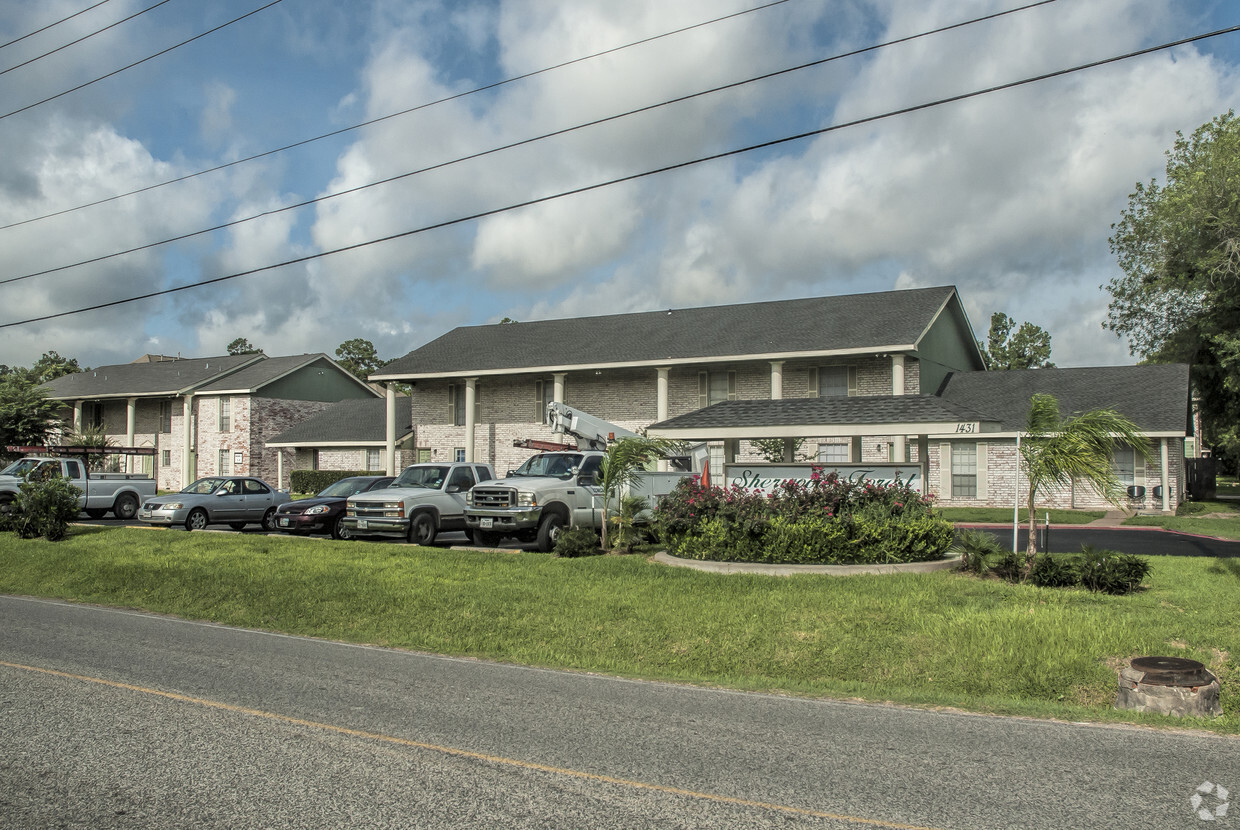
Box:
(0, 495), (12, 516)
(333, 515), (352, 540)
(536, 512), (565, 552)
(113, 493), (139, 520)
(185, 509), (208, 531)
(229, 522), (247, 530)
(85, 508), (108, 519)
(409, 512), (437, 546)
(261, 508), (277, 532)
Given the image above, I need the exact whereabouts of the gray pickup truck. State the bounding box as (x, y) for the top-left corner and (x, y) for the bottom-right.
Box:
(464, 450), (605, 551)
(0, 456), (156, 519)
(343, 462), (495, 545)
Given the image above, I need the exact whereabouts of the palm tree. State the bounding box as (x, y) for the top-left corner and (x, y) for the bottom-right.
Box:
(1019, 393), (1150, 572)
(599, 436), (684, 550)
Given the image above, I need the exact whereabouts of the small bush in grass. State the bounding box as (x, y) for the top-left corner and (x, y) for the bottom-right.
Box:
(990, 550), (1025, 582)
(553, 525), (602, 558)
(951, 528), (1005, 575)
(6, 475), (82, 541)
(1079, 546), (1150, 594)
(1029, 553), (1080, 588)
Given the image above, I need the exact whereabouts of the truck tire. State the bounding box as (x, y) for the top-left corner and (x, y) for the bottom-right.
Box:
(536, 512), (566, 552)
(0, 495), (13, 516)
(113, 493), (139, 520)
(185, 509), (209, 531)
(409, 512), (437, 546)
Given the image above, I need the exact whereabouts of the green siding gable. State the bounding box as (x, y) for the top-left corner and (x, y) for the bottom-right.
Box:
(260, 359), (375, 402)
(916, 297), (986, 394)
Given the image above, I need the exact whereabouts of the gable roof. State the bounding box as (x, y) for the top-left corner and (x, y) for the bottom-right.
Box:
(374, 286), (975, 379)
(195, 354), (377, 396)
(40, 354), (263, 400)
(936, 364), (1191, 434)
(265, 397), (413, 447)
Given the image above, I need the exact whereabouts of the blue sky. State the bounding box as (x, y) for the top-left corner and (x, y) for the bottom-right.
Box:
(1, 0), (1238, 372)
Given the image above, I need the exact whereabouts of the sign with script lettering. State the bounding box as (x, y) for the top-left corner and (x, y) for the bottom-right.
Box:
(723, 463), (923, 495)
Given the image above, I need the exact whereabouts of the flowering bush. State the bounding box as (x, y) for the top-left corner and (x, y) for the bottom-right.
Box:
(654, 469), (951, 564)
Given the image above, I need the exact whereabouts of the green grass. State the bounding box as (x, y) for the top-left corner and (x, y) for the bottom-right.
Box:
(935, 507), (1105, 524)
(2, 527), (1237, 732)
(1122, 515), (1240, 540)
(1216, 475), (1239, 497)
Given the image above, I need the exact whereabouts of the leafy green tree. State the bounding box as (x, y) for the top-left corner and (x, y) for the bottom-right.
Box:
(0, 376), (66, 463)
(334, 338), (387, 380)
(751, 437), (808, 463)
(1106, 111), (1240, 469)
(599, 436), (683, 550)
(29, 350), (86, 383)
(227, 337), (262, 355)
(978, 313), (1054, 370)
(1019, 394), (1149, 572)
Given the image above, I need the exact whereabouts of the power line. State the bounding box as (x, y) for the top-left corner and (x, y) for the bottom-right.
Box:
(1, 0), (1057, 287)
(0, 0), (798, 233)
(0, 0), (285, 122)
(3, 23), (1236, 329)
(1, 0), (175, 78)
(0, 0), (116, 51)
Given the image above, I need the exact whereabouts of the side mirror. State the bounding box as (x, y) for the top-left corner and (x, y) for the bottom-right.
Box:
(506, 469), (516, 478)
(446, 484), (461, 494)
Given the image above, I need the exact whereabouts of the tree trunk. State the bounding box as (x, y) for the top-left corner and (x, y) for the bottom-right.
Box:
(1024, 487), (1038, 577)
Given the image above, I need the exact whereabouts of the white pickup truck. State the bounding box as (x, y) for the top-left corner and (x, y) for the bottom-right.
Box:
(343, 462), (496, 545)
(0, 456), (156, 519)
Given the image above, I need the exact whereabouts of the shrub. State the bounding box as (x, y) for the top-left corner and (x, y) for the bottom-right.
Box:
(7, 475), (82, 541)
(1079, 546), (1150, 595)
(951, 528), (1005, 575)
(1029, 553), (1080, 588)
(553, 525), (602, 558)
(290, 469), (371, 494)
(990, 550), (1025, 582)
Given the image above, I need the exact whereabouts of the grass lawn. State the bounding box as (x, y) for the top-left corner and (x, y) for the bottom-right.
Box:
(934, 507), (1104, 524)
(2, 527), (1236, 733)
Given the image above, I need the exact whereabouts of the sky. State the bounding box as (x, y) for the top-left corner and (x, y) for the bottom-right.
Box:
(0, 0), (1237, 373)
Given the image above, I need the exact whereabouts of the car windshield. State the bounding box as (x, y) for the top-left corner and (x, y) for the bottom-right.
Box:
(511, 454), (582, 480)
(392, 465), (449, 489)
(181, 478), (227, 494)
(318, 478), (377, 498)
(1, 459), (39, 477)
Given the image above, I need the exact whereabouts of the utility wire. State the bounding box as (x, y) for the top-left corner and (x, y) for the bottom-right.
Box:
(0, 0), (285, 122)
(3, 23), (1236, 330)
(1, 0), (175, 78)
(1, 0), (1056, 287)
(0, 0), (798, 233)
(0, 0), (116, 51)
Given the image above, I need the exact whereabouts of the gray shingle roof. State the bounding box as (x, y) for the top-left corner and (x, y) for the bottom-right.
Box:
(937, 364), (1191, 433)
(650, 395), (995, 430)
(266, 398), (412, 446)
(40, 354), (262, 399)
(376, 286), (961, 378)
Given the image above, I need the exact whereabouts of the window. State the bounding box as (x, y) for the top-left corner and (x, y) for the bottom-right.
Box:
(454, 447), (466, 463)
(534, 379), (552, 422)
(1113, 446), (1136, 487)
(448, 384), (482, 425)
(159, 400), (173, 433)
(161, 449), (171, 467)
(311, 449), (320, 471)
(218, 396), (231, 432)
(809, 366), (857, 397)
(817, 443), (850, 464)
(218, 449), (230, 475)
(698, 371), (737, 408)
(82, 402), (104, 429)
(366, 449), (382, 470)
(64, 461), (82, 479)
(243, 480), (269, 494)
(951, 443), (977, 499)
(447, 466), (476, 492)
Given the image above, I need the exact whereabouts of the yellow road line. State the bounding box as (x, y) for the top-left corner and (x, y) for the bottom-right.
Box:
(1, 659), (944, 830)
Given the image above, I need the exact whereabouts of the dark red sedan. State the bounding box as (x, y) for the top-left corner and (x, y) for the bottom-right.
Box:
(274, 475), (394, 539)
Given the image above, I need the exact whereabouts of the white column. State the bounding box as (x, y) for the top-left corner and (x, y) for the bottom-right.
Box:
(277, 451), (284, 491)
(182, 394), (195, 488)
(385, 384), (397, 475)
(553, 372), (566, 404)
(464, 378), (477, 462)
(769, 361), (784, 400)
(1161, 437), (1170, 512)
(656, 367), (670, 421)
(891, 355), (906, 462)
(72, 401), (83, 434)
(126, 397), (137, 473)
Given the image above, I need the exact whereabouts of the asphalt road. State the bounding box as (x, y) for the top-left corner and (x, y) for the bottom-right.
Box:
(961, 525), (1240, 558)
(2, 596), (1237, 829)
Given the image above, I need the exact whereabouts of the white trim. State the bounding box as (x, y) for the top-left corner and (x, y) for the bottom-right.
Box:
(648, 421), (980, 440)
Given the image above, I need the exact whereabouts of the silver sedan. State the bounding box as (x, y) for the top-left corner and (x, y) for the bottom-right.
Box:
(138, 477), (292, 531)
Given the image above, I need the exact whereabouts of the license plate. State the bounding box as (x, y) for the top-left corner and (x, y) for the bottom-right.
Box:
(140, 510), (151, 518)
(279, 518), (290, 527)
(480, 518), (493, 529)
(357, 519), (368, 530)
